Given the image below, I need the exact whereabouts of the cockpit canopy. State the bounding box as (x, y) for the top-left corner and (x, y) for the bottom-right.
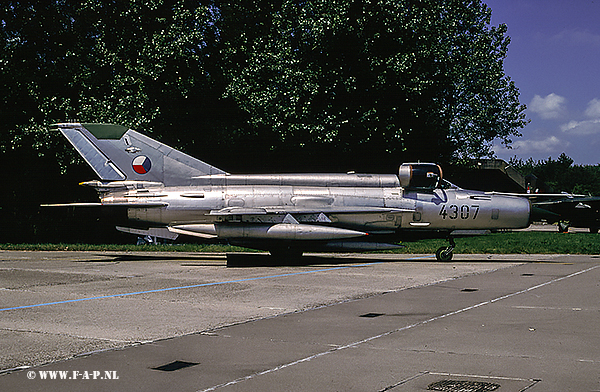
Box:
(398, 163), (443, 190)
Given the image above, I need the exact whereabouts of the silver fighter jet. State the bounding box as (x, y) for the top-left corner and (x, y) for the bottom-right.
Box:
(47, 123), (531, 260)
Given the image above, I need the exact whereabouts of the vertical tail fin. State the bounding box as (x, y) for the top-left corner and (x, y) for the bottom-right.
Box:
(52, 123), (227, 186)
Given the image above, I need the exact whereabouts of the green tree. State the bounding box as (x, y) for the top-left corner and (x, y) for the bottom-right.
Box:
(0, 1), (233, 160)
(218, 0), (528, 170)
(510, 154), (600, 195)
(0, 0), (235, 242)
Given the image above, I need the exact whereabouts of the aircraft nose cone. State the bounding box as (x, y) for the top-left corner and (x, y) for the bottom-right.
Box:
(518, 197), (532, 228)
(495, 195), (531, 229)
(516, 197), (532, 229)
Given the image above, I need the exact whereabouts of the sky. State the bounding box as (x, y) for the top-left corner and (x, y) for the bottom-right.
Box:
(484, 0), (600, 165)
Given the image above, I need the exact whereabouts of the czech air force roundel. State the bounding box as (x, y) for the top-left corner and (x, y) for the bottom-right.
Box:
(132, 156), (152, 174)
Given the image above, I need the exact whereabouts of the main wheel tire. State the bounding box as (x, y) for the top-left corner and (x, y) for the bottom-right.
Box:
(436, 247), (453, 262)
(558, 222), (570, 233)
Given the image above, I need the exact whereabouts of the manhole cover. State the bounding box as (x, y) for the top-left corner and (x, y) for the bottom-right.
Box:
(428, 379), (500, 391)
(152, 360), (199, 372)
(360, 312), (385, 318)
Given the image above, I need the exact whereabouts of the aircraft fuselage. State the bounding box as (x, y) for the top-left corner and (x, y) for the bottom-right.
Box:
(101, 178), (530, 233)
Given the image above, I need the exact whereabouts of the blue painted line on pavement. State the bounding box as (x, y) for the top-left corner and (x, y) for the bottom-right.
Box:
(0, 255), (434, 312)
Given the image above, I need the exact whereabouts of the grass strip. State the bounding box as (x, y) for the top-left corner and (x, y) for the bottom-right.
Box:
(0, 232), (598, 255)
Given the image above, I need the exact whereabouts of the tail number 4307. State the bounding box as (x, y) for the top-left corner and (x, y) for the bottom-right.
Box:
(439, 204), (480, 220)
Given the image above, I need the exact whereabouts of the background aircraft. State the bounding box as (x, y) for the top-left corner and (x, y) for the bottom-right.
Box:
(532, 196), (600, 233)
(46, 123), (532, 261)
(448, 159), (598, 234)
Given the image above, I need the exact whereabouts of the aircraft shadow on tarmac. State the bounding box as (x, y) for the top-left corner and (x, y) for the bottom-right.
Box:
(91, 253), (225, 265)
(92, 252), (384, 267)
(90, 252), (527, 267)
(225, 253), (376, 267)
(227, 253), (544, 267)
(223, 253), (526, 267)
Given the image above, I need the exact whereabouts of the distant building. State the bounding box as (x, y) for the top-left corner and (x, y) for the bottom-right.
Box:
(448, 159), (526, 193)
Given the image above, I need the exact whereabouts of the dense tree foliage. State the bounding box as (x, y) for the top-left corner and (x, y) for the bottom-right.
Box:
(219, 0), (526, 169)
(0, 0), (228, 242)
(510, 153), (600, 196)
(0, 1), (240, 161)
(1, 0), (526, 169)
(1, 0), (528, 242)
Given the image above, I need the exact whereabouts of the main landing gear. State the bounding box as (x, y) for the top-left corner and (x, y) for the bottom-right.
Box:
(435, 237), (456, 262)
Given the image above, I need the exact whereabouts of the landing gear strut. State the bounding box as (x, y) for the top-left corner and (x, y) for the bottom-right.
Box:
(436, 237), (455, 261)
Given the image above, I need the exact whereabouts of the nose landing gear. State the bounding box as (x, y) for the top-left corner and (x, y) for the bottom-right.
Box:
(435, 237), (456, 261)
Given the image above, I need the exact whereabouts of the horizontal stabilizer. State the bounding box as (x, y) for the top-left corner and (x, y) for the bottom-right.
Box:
(79, 180), (164, 191)
(42, 202), (167, 208)
(41, 202), (105, 207)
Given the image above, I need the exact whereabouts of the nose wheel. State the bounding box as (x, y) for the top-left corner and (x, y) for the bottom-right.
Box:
(436, 237), (456, 261)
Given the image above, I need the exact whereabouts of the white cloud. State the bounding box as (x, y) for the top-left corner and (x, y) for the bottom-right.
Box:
(560, 119), (600, 135)
(551, 30), (600, 47)
(511, 136), (566, 154)
(528, 93), (567, 120)
(584, 98), (600, 118)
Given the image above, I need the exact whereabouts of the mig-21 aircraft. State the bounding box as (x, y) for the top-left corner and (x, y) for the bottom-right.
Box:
(46, 123), (532, 261)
